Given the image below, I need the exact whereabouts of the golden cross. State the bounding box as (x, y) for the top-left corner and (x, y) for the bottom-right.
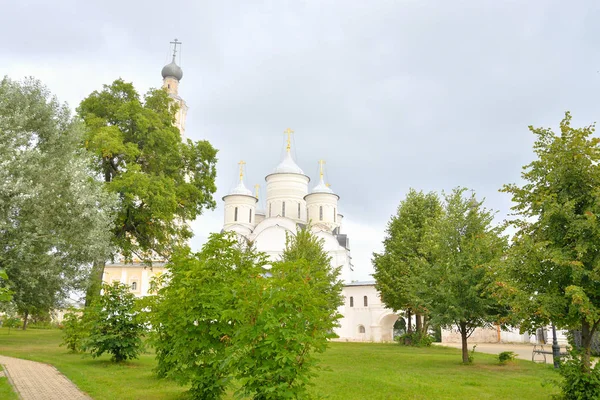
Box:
(326, 183), (331, 188)
(318, 159), (326, 179)
(254, 184), (260, 198)
(284, 128), (294, 152)
(238, 160), (246, 182)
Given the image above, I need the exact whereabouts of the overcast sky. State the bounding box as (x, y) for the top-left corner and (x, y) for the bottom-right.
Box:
(3, 1), (600, 280)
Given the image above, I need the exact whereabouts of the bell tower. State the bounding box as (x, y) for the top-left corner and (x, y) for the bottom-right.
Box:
(161, 39), (189, 138)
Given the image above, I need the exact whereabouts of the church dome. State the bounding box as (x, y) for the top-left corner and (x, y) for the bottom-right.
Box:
(273, 152), (304, 175)
(161, 60), (183, 81)
(229, 181), (253, 196)
(311, 177), (335, 194)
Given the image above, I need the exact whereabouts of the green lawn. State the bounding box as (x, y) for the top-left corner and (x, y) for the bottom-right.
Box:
(0, 366), (18, 399)
(0, 328), (560, 399)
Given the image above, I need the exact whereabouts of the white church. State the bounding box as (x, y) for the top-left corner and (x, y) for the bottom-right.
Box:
(103, 42), (554, 345)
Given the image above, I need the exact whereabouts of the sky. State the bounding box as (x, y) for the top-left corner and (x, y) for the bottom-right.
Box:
(3, 0), (600, 280)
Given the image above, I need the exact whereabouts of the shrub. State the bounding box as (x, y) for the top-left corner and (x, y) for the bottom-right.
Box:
(2, 315), (21, 333)
(555, 355), (600, 399)
(397, 331), (434, 347)
(498, 351), (517, 364)
(83, 282), (145, 362)
(60, 310), (86, 352)
(468, 344), (477, 364)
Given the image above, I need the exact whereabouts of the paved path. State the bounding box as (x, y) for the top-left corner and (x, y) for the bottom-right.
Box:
(434, 342), (568, 364)
(0, 355), (90, 399)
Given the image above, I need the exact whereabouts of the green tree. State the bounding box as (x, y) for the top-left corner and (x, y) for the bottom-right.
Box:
(372, 189), (442, 339)
(77, 79), (218, 302)
(149, 233), (267, 399)
(421, 188), (506, 363)
(500, 112), (600, 373)
(233, 227), (344, 399)
(0, 77), (115, 329)
(83, 282), (144, 362)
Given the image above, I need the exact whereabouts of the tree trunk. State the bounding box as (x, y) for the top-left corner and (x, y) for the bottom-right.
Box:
(85, 259), (106, 307)
(459, 321), (469, 363)
(407, 309), (412, 334)
(416, 313), (422, 334)
(422, 314), (429, 333)
(22, 311), (29, 331)
(581, 318), (593, 373)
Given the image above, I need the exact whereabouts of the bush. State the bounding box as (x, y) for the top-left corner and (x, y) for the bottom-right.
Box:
(468, 344), (477, 364)
(555, 356), (600, 399)
(397, 331), (434, 347)
(498, 351), (517, 364)
(60, 310), (86, 352)
(2, 315), (21, 332)
(83, 282), (145, 362)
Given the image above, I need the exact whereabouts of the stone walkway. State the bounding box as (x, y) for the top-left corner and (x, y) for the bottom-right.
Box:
(0, 355), (90, 399)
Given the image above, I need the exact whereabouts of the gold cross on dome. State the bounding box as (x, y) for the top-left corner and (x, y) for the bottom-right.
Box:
(254, 184), (260, 198)
(318, 159), (326, 179)
(284, 128), (294, 152)
(238, 160), (246, 182)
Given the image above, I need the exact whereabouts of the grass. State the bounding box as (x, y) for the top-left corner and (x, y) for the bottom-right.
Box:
(0, 328), (560, 399)
(0, 365), (18, 399)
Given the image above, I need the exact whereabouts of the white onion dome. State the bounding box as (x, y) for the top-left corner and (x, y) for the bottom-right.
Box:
(311, 177), (335, 194)
(272, 151), (304, 175)
(161, 59), (183, 81)
(228, 181), (253, 196)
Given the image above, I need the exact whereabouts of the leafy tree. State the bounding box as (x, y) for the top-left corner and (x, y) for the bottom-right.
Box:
(499, 112), (600, 374)
(421, 188), (506, 363)
(372, 189), (442, 339)
(83, 282), (144, 362)
(0, 77), (115, 329)
(233, 227), (344, 399)
(77, 79), (218, 302)
(149, 233), (267, 399)
(60, 309), (86, 353)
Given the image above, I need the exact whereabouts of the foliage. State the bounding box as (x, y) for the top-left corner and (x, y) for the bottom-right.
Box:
(498, 351), (517, 364)
(0, 77), (116, 328)
(417, 188), (507, 363)
(233, 227), (343, 400)
(499, 112), (600, 373)
(397, 331), (434, 347)
(554, 353), (600, 400)
(373, 189), (443, 333)
(149, 233), (266, 399)
(151, 228), (342, 399)
(2, 315), (21, 333)
(77, 79), (218, 301)
(83, 282), (144, 362)
(60, 310), (86, 353)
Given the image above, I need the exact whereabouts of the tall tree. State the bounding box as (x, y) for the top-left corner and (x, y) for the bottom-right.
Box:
(0, 77), (115, 328)
(500, 112), (600, 373)
(77, 79), (218, 301)
(421, 188), (506, 363)
(372, 189), (443, 336)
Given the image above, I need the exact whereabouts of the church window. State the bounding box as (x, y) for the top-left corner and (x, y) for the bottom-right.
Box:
(269, 203), (272, 217)
(298, 203), (301, 218)
(234, 207), (238, 222)
(131, 281), (137, 291)
(282, 201), (286, 217)
(319, 206), (323, 221)
(249, 209), (252, 223)
(167, 84), (170, 89)
(334, 208), (336, 222)
(364, 296), (368, 307)
(358, 325), (366, 334)
(349, 296), (354, 307)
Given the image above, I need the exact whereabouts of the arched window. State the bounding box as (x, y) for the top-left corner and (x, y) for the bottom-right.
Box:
(249, 209), (252, 223)
(334, 208), (336, 222)
(167, 84), (171, 89)
(319, 206), (323, 221)
(349, 296), (354, 307)
(298, 203), (301, 218)
(234, 207), (238, 222)
(358, 325), (366, 334)
(131, 281), (137, 291)
(282, 201), (286, 217)
(364, 296), (368, 307)
(269, 203), (272, 217)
